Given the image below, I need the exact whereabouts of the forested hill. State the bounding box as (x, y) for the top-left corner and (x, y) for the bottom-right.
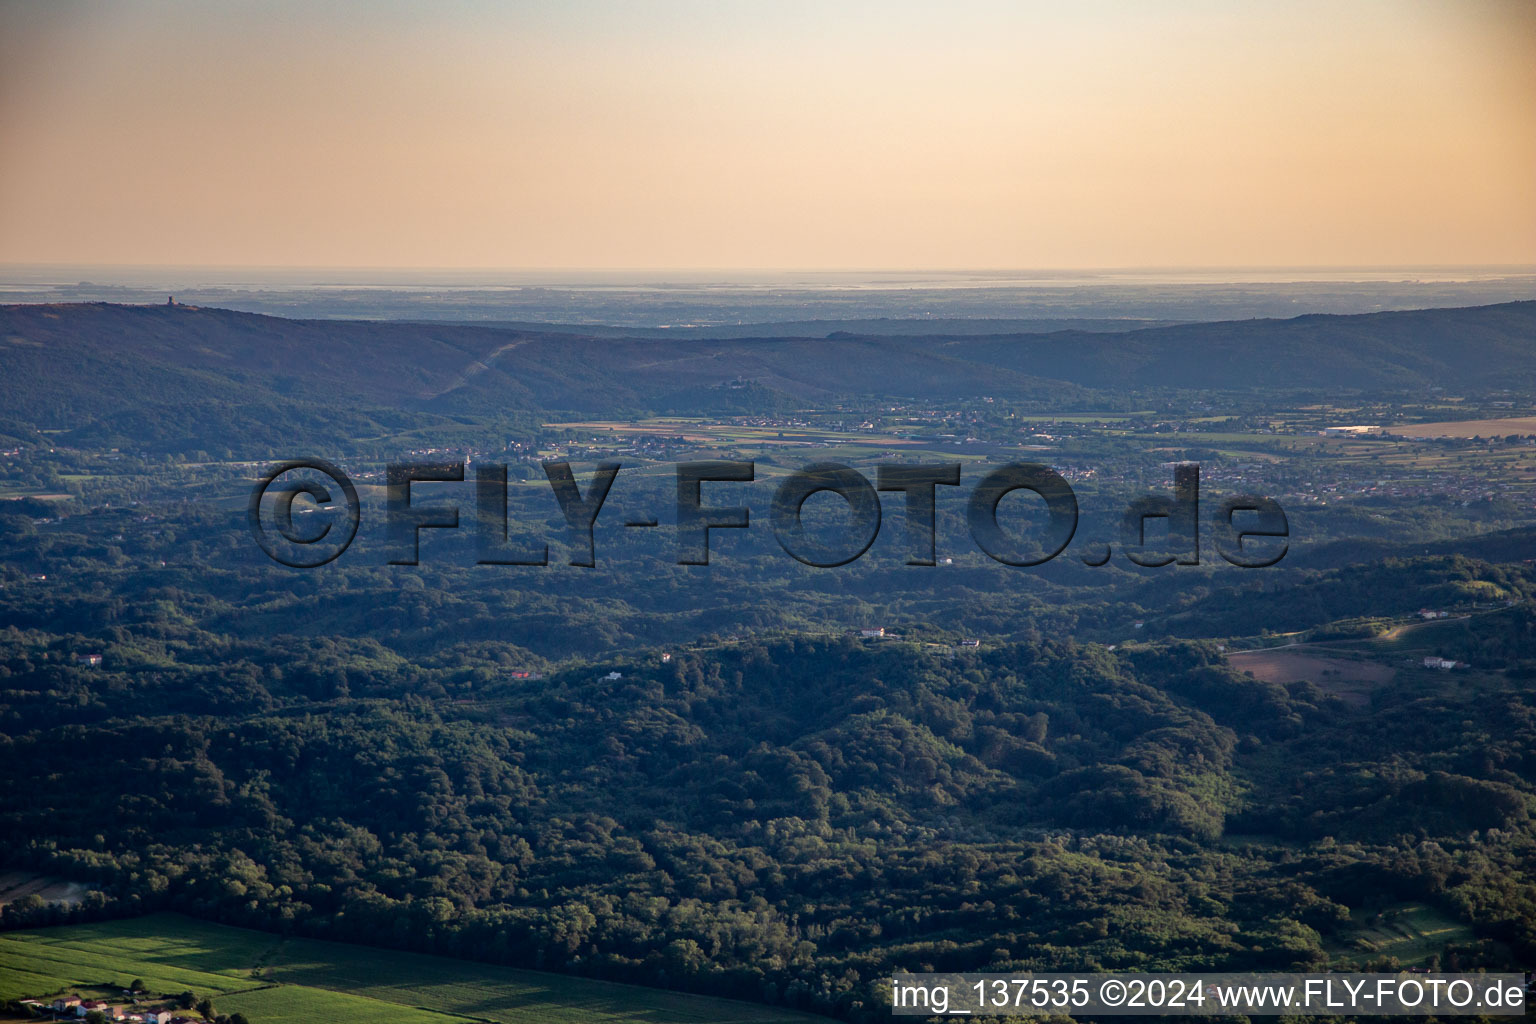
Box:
(940, 300), (1536, 390)
(2, 300), (1535, 450)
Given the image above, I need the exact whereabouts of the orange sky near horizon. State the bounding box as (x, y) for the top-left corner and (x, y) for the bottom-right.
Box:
(1, 0), (1533, 270)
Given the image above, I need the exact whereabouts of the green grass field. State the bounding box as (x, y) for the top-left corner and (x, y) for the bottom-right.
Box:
(0, 914), (829, 1023)
(1334, 616), (1466, 656)
(216, 984), (470, 1024)
(1326, 903), (1475, 968)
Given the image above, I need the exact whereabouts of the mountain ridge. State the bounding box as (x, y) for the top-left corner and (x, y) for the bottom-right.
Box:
(2, 299), (1534, 450)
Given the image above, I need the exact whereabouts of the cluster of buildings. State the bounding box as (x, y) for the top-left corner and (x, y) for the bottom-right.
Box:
(19, 995), (196, 1023)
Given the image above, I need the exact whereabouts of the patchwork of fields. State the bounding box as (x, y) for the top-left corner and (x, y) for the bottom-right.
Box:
(0, 915), (829, 1024)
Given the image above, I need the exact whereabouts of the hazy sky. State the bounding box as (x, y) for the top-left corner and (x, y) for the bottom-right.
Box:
(2, 0), (1533, 270)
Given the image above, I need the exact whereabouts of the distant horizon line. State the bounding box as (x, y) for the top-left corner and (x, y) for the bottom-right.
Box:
(6, 261), (1536, 273)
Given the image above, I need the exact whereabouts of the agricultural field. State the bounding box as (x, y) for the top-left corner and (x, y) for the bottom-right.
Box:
(1391, 416), (1536, 439)
(214, 985), (465, 1024)
(1225, 648), (1396, 706)
(0, 915), (829, 1024)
